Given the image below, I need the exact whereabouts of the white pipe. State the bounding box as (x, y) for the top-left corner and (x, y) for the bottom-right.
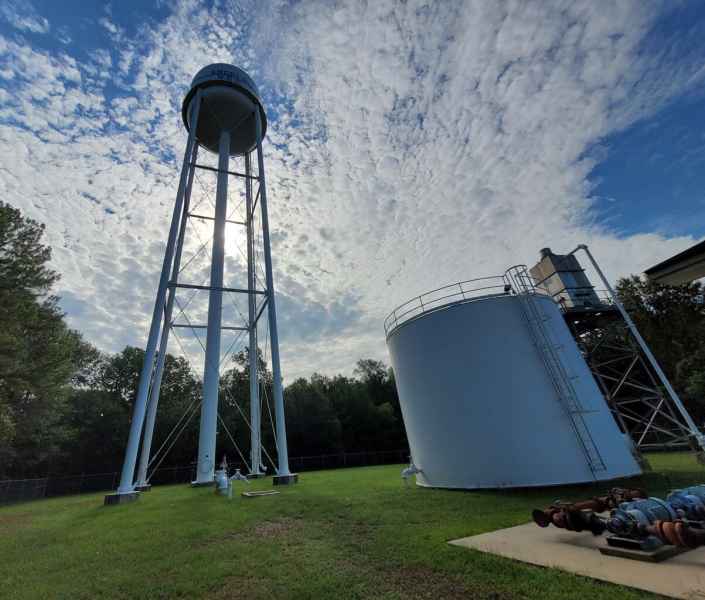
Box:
(255, 112), (291, 477)
(576, 244), (705, 451)
(116, 89), (202, 494)
(195, 129), (230, 484)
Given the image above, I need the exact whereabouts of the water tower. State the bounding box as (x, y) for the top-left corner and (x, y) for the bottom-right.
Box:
(105, 64), (297, 505)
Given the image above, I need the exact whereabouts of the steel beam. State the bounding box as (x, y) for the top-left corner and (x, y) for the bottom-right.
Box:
(111, 89), (202, 498)
(191, 162), (258, 180)
(134, 140), (200, 489)
(195, 130), (230, 484)
(246, 151), (263, 476)
(189, 213), (245, 226)
(170, 282), (266, 295)
(255, 112), (293, 480)
(576, 244), (705, 453)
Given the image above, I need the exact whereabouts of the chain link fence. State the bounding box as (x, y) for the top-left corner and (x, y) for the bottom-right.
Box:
(0, 449), (409, 505)
(288, 449), (409, 472)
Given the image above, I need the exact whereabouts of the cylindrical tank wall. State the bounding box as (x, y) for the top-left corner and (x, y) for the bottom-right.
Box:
(386, 294), (641, 489)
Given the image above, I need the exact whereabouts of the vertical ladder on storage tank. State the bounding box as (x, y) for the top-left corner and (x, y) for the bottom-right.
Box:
(504, 266), (607, 475)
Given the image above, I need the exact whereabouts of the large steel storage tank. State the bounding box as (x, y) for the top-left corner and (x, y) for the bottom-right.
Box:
(385, 269), (642, 489)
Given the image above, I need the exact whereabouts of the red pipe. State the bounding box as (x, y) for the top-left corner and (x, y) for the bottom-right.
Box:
(532, 488), (647, 532)
(531, 488), (648, 531)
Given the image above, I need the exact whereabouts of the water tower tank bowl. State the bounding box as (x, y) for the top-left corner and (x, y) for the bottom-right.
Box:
(182, 63), (267, 156)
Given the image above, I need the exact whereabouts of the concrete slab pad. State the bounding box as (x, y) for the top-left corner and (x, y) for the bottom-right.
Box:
(242, 490), (279, 498)
(103, 491), (139, 506)
(273, 474), (298, 485)
(449, 522), (705, 599)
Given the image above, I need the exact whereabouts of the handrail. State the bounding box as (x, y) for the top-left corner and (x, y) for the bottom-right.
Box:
(384, 276), (509, 335)
(382, 265), (622, 336)
(385, 275), (513, 336)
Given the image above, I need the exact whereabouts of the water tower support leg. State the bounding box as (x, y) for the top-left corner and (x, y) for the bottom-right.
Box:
(105, 90), (202, 505)
(255, 113), (297, 485)
(245, 152), (263, 476)
(134, 141), (200, 491)
(194, 129), (230, 485)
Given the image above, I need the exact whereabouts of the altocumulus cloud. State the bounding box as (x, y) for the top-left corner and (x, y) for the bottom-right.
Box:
(0, 0), (703, 379)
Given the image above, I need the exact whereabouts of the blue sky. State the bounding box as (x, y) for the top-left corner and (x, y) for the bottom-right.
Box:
(590, 91), (705, 237)
(1, 0), (704, 379)
(587, 1), (705, 238)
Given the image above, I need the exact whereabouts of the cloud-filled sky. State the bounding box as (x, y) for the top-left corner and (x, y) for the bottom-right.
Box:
(1, 0), (705, 381)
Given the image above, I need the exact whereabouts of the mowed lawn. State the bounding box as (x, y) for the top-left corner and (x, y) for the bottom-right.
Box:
(1, 453), (703, 599)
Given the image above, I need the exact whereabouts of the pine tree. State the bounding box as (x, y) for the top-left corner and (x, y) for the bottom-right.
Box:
(0, 201), (85, 476)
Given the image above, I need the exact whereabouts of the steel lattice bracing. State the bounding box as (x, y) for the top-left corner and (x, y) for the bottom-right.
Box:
(125, 122), (283, 490)
(544, 245), (705, 463)
(566, 310), (696, 453)
(106, 64), (296, 506)
(135, 142), (275, 486)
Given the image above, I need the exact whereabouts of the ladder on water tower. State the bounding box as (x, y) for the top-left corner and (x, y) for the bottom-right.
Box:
(504, 266), (607, 475)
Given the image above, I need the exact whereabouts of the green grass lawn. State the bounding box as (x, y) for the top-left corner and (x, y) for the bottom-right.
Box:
(1, 453), (703, 600)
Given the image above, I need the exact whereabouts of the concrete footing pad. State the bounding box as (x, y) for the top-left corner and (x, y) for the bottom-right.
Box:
(103, 491), (139, 506)
(273, 473), (298, 485)
(242, 490), (280, 498)
(449, 522), (705, 599)
(190, 480), (215, 488)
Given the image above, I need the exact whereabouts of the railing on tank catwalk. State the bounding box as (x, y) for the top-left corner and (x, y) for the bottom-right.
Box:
(383, 268), (617, 336)
(383, 276), (509, 336)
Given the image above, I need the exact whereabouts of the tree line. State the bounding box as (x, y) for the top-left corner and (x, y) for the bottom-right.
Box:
(0, 201), (405, 479)
(2, 200), (705, 479)
(615, 275), (705, 424)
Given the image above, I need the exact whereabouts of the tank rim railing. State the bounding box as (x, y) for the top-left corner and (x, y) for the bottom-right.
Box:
(503, 264), (549, 297)
(384, 276), (509, 336)
(384, 267), (556, 336)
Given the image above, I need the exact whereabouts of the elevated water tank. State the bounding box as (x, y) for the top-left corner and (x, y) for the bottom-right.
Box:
(385, 272), (641, 489)
(182, 63), (267, 156)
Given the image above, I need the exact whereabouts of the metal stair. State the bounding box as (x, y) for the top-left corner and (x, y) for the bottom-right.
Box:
(504, 266), (607, 475)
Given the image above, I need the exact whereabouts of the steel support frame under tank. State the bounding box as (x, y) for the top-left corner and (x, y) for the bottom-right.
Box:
(108, 94), (293, 503)
(562, 245), (705, 461)
(569, 318), (692, 450)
